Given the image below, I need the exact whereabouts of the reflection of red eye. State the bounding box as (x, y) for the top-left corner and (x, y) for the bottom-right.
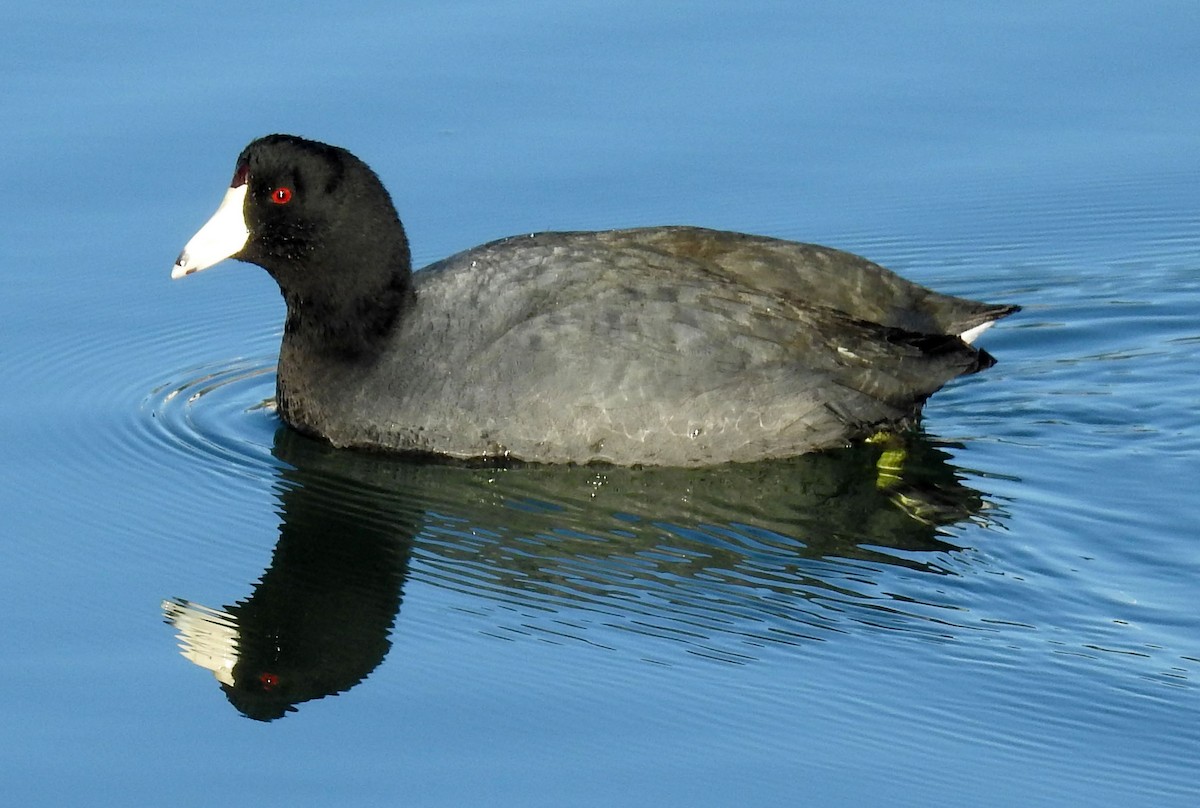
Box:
(271, 187), (293, 205)
(259, 672), (280, 689)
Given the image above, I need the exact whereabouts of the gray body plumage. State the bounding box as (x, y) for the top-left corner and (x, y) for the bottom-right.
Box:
(276, 227), (1012, 466)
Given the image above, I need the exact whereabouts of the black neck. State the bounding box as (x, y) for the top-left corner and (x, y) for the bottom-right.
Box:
(281, 267), (414, 360)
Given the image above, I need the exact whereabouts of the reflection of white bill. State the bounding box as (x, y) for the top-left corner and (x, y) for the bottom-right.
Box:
(162, 598), (239, 687)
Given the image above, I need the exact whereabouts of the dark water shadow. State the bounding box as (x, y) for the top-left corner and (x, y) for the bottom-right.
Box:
(164, 427), (1002, 721)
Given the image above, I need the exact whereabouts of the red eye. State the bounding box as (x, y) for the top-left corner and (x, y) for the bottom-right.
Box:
(259, 672), (280, 689)
(271, 187), (293, 205)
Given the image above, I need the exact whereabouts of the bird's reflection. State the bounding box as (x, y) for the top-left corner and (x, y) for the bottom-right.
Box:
(164, 427), (1001, 721)
(164, 441), (416, 721)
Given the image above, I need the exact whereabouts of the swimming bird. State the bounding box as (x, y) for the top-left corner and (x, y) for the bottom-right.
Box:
(173, 134), (1017, 466)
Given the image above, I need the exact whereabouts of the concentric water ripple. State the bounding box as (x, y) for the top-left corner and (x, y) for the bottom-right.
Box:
(137, 355), (280, 477)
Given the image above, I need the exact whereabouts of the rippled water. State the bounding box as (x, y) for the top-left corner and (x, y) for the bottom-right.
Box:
(5, 2), (1200, 806)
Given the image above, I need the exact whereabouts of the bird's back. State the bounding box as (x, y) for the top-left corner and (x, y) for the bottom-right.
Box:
(284, 228), (1001, 465)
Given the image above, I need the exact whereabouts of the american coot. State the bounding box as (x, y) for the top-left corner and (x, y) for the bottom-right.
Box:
(173, 134), (1018, 466)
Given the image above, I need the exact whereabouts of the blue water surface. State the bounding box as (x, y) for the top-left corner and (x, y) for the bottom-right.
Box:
(3, 2), (1199, 806)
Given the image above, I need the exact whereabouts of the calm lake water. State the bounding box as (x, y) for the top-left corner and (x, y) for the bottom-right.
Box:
(4, 2), (1199, 806)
